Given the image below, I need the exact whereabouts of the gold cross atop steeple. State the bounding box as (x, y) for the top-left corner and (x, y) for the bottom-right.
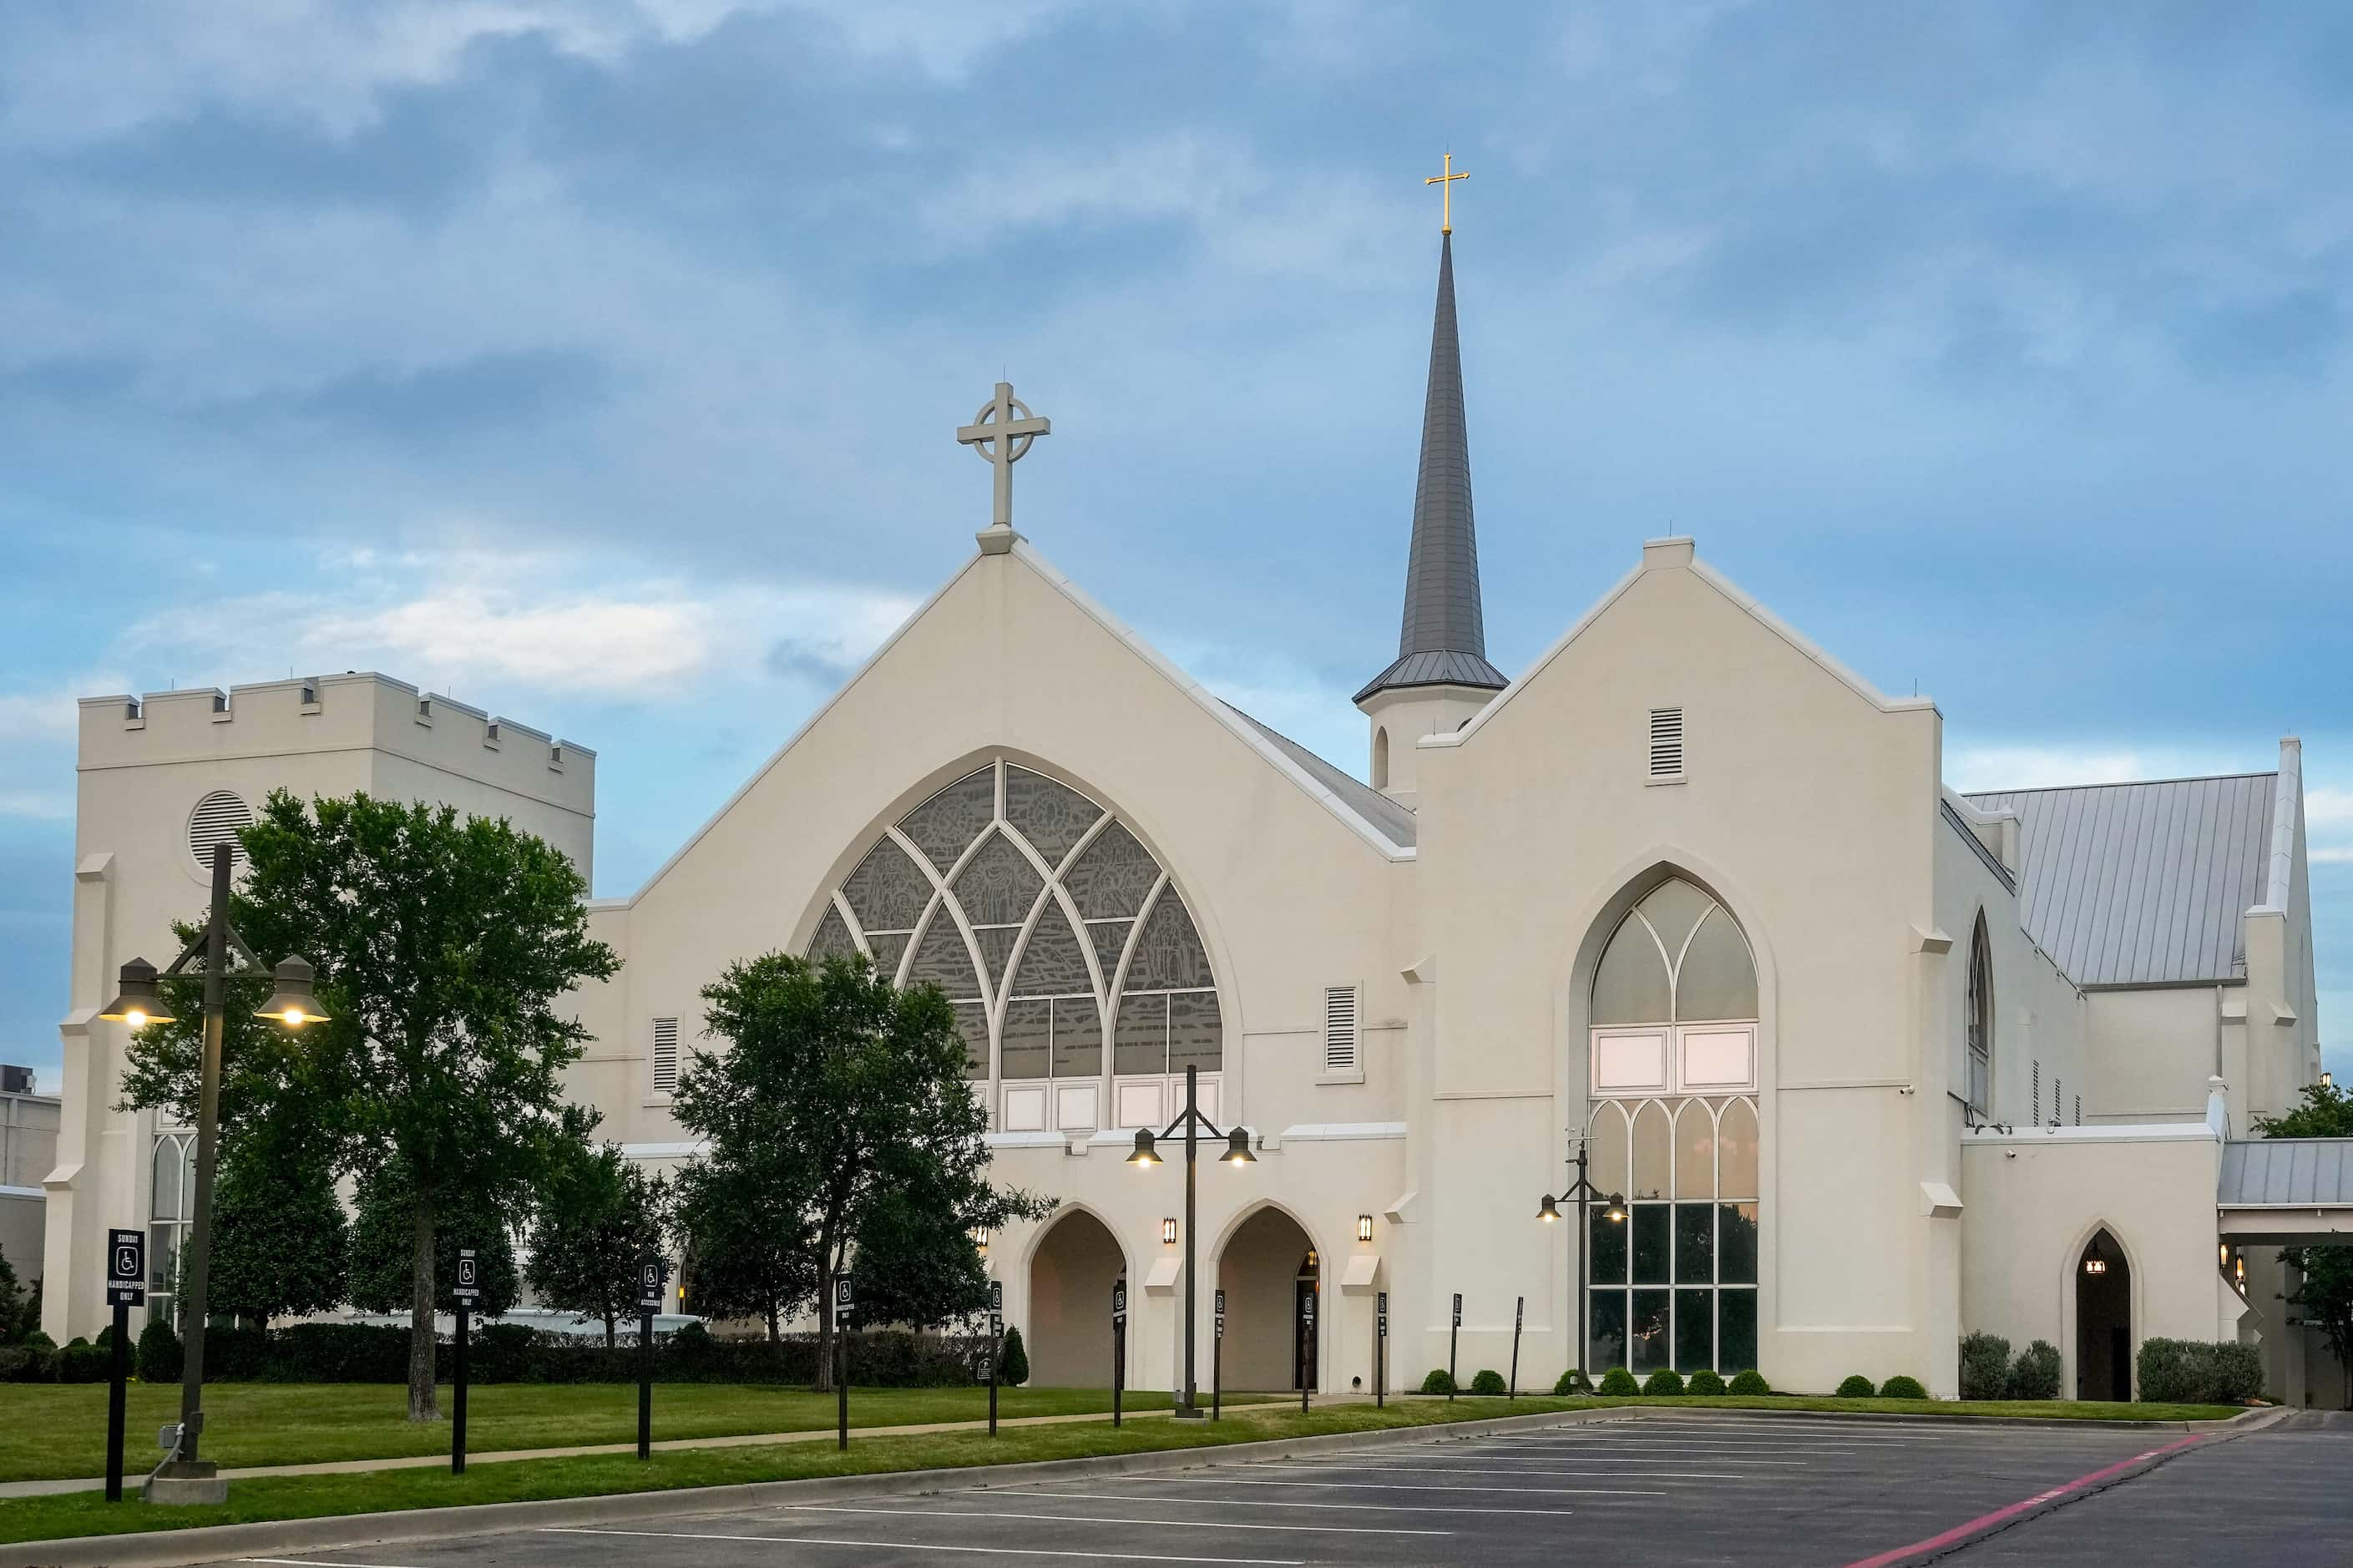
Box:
(1425, 150), (1468, 234)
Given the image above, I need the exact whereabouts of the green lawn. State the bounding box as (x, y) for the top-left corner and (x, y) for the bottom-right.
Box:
(0, 1389), (2249, 1548)
(0, 1383), (1235, 1483)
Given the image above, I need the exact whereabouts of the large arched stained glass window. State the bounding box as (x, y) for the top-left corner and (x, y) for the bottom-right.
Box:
(806, 760), (1220, 1135)
(1586, 876), (1759, 1377)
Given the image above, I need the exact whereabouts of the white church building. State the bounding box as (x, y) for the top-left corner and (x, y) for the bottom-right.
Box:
(44, 230), (2341, 1405)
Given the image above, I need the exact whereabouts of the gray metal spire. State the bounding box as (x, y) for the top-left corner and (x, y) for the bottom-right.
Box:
(1356, 231), (1507, 704)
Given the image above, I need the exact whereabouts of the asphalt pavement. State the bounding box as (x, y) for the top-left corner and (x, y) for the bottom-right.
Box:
(185, 1409), (2336, 1568)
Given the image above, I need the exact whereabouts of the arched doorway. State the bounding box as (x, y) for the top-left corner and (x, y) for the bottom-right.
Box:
(1217, 1206), (1319, 1392)
(1028, 1209), (1126, 1388)
(2076, 1229), (2132, 1401)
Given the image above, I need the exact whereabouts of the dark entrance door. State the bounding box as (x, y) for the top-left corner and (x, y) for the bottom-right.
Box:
(2076, 1230), (2133, 1401)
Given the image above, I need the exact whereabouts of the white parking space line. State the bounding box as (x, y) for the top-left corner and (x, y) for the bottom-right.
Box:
(1286, 1454), (1812, 1469)
(1462, 1443), (1857, 1457)
(1483, 1434), (1875, 1449)
(539, 1525), (1305, 1565)
(777, 1503), (1450, 1535)
(1244, 1461), (1775, 1482)
(1141, 1474), (1669, 1497)
(245, 1559), (429, 1568)
(970, 1488), (1584, 1517)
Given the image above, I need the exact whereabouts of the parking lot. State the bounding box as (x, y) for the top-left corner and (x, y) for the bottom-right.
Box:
(195, 1410), (2312, 1568)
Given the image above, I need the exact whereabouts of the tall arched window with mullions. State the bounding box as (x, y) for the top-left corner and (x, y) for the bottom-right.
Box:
(805, 759), (1222, 1140)
(1585, 877), (1759, 1377)
(1966, 916), (1993, 1119)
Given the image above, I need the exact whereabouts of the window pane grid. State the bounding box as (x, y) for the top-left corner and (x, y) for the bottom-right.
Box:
(1589, 1092), (1758, 1374)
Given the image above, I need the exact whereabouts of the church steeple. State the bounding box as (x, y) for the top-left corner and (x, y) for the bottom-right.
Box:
(1355, 222), (1506, 802)
(1355, 230), (1509, 707)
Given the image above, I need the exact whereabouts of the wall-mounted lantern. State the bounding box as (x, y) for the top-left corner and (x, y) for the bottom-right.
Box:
(1161, 1217), (1178, 1245)
(1357, 1214), (1374, 1243)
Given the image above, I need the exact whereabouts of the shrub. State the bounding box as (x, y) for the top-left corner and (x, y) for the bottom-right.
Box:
(1878, 1374), (1927, 1400)
(1598, 1367), (1641, 1396)
(2137, 1338), (2260, 1404)
(2006, 1340), (2062, 1401)
(1834, 1373), (1876, 1399)
(0, 1344), (51, 1383)
(1419, 1368), (1457, 1395)
(55, 1337), (109, 1383)
(1728, 1368), (1770, 1395)
(1552, 1368), (1592, 1395)
(1959, 1332), (2011, 1400)
(137, 1318), (183, 1383)
(1687, 1368), (1727, 1396)
(1641, 1368), (1686, 1396)
(1470, 1368), (1508, 1396)
(998, 1325), (1029, 1388)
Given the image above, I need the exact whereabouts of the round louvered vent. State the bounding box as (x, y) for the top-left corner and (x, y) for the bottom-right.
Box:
(187, 790), (255, 874)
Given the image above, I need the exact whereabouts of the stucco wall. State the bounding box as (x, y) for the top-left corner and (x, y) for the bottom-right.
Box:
(2083, 987), (2218, 1125)
(1959, 1126), (2227, 1399)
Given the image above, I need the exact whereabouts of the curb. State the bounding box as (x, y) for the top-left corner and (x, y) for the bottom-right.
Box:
(0, 1404), (1632, 1568)
(1855, 1404), (2292, 1568)
(1544, 1402), (2265, 1434)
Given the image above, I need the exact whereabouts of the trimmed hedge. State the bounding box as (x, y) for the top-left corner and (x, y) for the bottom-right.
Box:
(55, 1337), (109, 1383)
(1687, 1368), (1727, 1396)
(1835, 1373), (1876, 1398)
(1552, 1367), (1592, 1395)
(1878, 1374), (1926, 1400)
(1598, 1366), (1641, 1395)
(1728, 1368), (1770, 1395)
(1419, 1368), (1457, 1395)
(2136, 1338), (2263, 1404)
(1469, 1368), (1507, 1396)
(1641, 1368), (1685, 1396)
(2008, 1339), (2062, 1401)
(998, 1325), (1029, 1387)
(84, 1321), (989, 1387)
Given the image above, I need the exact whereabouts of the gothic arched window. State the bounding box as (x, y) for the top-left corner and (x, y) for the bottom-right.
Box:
(1584, 876), (1759, 1378)
(807, 760), (1220, 1136)
(1966, 916), (1993, 1117)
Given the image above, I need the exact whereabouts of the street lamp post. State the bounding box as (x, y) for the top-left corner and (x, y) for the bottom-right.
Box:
(1127, 1062), (1252, 1419)
(99, 840), (326, 1505)
(1536, 1133), (1625, 1387)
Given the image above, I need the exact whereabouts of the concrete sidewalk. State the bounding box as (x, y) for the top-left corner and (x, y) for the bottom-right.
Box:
(0, 1400), (1265, 1500)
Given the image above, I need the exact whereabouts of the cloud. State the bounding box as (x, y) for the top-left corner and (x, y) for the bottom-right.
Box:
(119, 549), (916, 703)
(0, 791), (73, 821)
(0, 681), (112, 741)
(1944, 744), (2255, 795)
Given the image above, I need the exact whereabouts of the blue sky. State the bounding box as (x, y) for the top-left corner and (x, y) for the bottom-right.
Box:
(2, 2), (2347, 1094)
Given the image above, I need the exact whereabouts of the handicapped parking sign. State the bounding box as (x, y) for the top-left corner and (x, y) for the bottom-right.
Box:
(106, 1229), (144, 1308)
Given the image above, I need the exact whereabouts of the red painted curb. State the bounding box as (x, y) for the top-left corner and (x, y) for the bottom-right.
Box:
(1843, 1432), (2208, 1568)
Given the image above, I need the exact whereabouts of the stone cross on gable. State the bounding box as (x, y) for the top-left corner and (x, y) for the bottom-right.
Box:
(958, 381), (1050, 552)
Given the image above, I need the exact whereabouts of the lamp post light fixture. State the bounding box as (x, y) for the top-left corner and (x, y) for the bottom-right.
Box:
(1129, 1062), (1252, 1419)
(98, 840), (325, 1505)
(1536, 1130), (1625, 1386)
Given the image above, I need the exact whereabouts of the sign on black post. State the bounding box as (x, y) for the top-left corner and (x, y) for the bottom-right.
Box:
(1510, 1294), (1524, 1401)
(1374, 1289), (1388, 1409)
(1298, 1287), (1315, 1414)
(987, 1280), (1003, 1437)
(453, 1248), (480, 1474)
(104, 1229), (144, 1502)
(1111, 1280), (1128, 1429)
(635, 1252), (665, 1460)
(1212, 1287), (1225, 1420)
(834, 1273), (855, 1452)
(1448, 1292), (1462, 1401)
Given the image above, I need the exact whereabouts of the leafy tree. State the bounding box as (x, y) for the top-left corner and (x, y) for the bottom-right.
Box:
(206, 1141), (347, 1328)
(671, 1161), (815, 1345)
(2257, 1080), (2353, 1403)
(122, 791), (616, 1420)
(673, 953), (1045, 1388)
(348, 1161), (521, 1320)
(525, 1141), (668, 1349)
(851, 1179), (991, 1331)
(0, 1252), (38, 1344)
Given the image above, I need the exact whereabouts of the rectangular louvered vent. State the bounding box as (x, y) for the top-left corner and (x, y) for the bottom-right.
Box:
(651, 1018), (679, 1095)
(1648, 707), (1685, 777)
(1323, 986), (1360, 1074)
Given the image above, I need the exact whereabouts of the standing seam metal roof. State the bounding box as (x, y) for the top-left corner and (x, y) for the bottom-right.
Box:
(1965, 772), (2281, 987)
(2219, 1139), (2353, 1206)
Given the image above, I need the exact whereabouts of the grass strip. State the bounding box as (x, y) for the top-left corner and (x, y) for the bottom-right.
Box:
(0, 1393), (2241, 1546)
(0, 1383), (1247, 1482)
